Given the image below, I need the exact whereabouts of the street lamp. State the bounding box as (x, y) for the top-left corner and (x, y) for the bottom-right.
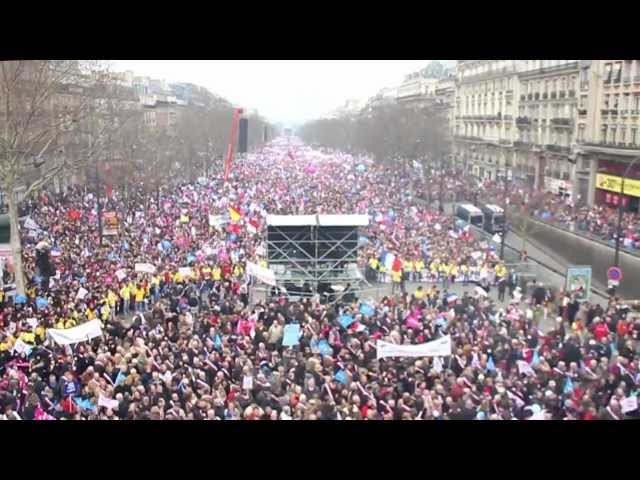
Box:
(613, 155), (640, 268)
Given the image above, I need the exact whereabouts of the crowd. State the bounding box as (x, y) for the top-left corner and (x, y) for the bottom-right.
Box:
(0, 137), (638, 420)
(454, 175), (640, 252)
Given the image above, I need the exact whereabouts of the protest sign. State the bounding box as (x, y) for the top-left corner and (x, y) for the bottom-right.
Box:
(102, 211), (119, 236)
(98, 393), (119, 410)
(178, 267), (194, 278)
(621, 396), (638, 414)
(339, 314), (355, 329)
(76, 287), (89, 300)
(246, 261), (276, 286)
(282, 324), (301, 347)
(135, 263), (156, 274)
(376, 336), (452, 360)
(242, 375), (254, 390)
(115, 269), (127, 281)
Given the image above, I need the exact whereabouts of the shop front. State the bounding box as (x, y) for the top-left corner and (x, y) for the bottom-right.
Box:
(595, 169), (640, 213)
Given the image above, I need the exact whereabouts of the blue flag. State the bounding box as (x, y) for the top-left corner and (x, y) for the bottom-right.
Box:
(115, 370), (127, 386)
(564, 377), (574, 395)
(339, 314), (355, 329)
(531, 350), (540, 367)
(14, 294), (27, 305)
(186, 254), (197, 264)
(317, 339), (333, 357)
(36, 297), (49, 310)
(334, 370), (348, 385)
(486, 356), (496, 372)
(74, 397), (97, 412)
(214, 334), (222, 350)
(282, 324), (301, 347)
(359, 303), (375, 318)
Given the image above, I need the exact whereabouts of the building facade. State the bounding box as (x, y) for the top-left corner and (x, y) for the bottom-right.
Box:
(579, 60), (640, 212)
(452, 60), (524, 182)
(515, 60), (580, 198)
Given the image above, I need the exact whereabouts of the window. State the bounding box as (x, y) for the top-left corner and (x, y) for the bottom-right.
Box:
(604, 94), (610, 109)
(601, 125), (608, 143)
(620, 127), (626, 144)
(604, 63), (613, 82)
(579, 95), (587, 109)
(632, 128), (638, 146)
(634, 95), (640, 111)
(578, 124), (585, 142)
(613, 62), (622, 82)
(610, 127), (617, 144)
(613, 94), (620, 109)
(553, 79), (558, 92)
(561, 77), (567, 91)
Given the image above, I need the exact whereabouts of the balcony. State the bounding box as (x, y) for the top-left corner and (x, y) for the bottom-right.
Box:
(610, 109), (619, 116)
(454, 135), (484, 142)
(559, 91), (566, 99)
(550, 92), (557, 99)
(516, 116), (532, 125)
(568, 90), (575, 98)
(578, 109), (587, 116)
(534, 93), (540, 100)
(601, 108), (610, 116)
(542, 92), (548, 100)
(631, 110), (640, 116)
(621, 110), (629, 117)
(499, 139), (512, 146)
(545, 144), (571, 154)
(623, 76), (632, 84)
(514, 141), (531, 149)
(550, 117), (572, 126)
(503, 114), (513, 120)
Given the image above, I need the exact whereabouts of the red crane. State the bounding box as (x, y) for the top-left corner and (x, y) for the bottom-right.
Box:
(224, 107), (243, 183)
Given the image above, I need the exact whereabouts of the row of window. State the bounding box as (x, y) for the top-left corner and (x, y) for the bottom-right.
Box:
(603, 93), (640, 111)
(518, 129), (572, 146)
(603, 61), (640, 83)
(600, 125), (639, 146)
(522, 75), (577, 95)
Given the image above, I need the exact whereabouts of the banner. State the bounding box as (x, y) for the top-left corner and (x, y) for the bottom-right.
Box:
(24, 217), (40, 231)
(282, 324), (301, 347)
(47, 319), (103, 346)
(376, 336), (451, 360)
(115, 269), (127, 281)
(135, 263), (156, 274)
(246, 261), (276, 286)
(178, 267), (194, 278)
(566, 266), (591, 302)
(102, 211), (119, 236)
(98, 393), (119, 410)
(596, 173), (640, 198)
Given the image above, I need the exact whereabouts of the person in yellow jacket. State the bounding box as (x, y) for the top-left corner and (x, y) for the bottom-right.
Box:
(495, 263), (507, 283)
(120, 283), (131, 315)
(450, 262), (459, 285)
(134, 284), (146, 313)
(212, 266), (222, 281)
(439, 263), (450, 289)
(107, 289), (118, 321)
(403, 259), (414, 282)
(429, 260), (440, 282)
(173, 270), (184, 284)
(391, 268), (402, 294)
(461, 263), (470, 285)
(415, 258), (425, 282)
(368, 257), (379, 283)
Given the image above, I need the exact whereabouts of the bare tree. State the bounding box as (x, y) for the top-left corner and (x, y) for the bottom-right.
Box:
(0, 60), (121, 294)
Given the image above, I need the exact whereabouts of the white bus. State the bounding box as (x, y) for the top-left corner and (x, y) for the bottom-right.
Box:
(455, 203), (484, 228)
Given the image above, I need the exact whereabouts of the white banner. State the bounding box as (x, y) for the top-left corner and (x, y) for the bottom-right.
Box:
(24, 217), (40, 231)
(621, 396), (638, 414)
(135, 263), (156, 274)
(76, 287), (89, 300)
(115, 269), (127, 281)
(178, 267), (194, 278)
(376, 336), (451, 360)
(246, 261), (276, 286)
(98, 393), (119, 410)
(47, 319), (103, 346)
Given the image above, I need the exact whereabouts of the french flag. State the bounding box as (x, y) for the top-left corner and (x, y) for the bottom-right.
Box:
(381, 251), (395, 271)
(447, 294), (458, 304)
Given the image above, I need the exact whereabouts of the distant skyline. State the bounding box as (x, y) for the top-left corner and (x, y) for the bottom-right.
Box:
(111, 60), (455, 126)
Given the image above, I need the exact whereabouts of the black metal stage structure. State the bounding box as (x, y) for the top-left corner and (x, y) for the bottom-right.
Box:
(266, 214), (369, 294)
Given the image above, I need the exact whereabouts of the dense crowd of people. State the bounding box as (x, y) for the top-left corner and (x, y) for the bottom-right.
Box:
(455, 175), (640, 252)
(0, 137), (638, 420)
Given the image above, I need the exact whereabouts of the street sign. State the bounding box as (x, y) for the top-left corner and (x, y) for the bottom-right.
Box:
(607, 266), (623, 282)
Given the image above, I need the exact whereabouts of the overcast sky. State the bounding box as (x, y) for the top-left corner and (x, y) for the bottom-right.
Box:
(111, 61), (450, 126)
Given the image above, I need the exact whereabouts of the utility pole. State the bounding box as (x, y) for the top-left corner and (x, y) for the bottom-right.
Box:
(613, 156), (640, 270)
(500, 164), (508, 260)
(95, 160), (103, 246)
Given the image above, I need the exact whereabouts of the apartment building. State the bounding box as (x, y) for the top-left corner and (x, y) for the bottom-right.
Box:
(579, 60), (640, 212)
(515, 60), (580, 197)
(452, 60), (524, 181)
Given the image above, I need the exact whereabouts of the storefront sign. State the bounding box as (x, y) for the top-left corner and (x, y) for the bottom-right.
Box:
(596, 173), (640, 198)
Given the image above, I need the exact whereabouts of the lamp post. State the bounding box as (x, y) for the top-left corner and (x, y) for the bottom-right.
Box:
(613, 156), (640, 269)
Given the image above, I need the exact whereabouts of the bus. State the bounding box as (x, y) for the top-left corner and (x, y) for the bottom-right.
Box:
(455, 204), (484, 228)
(479, 204), (505, 234)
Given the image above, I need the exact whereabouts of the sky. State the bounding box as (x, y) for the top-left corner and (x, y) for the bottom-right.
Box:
(111, 60), (451, 126)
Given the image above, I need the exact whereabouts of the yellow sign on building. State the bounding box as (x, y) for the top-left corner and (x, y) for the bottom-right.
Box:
(596, 173), (640, 198)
